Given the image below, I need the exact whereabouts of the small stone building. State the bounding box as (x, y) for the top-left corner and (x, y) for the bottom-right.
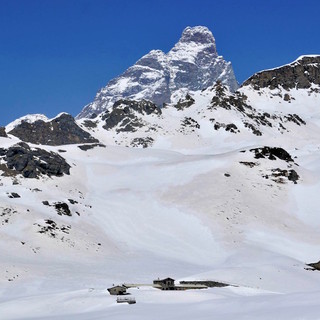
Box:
(107, 285), (127, 295)
(153, 277), (175, 290)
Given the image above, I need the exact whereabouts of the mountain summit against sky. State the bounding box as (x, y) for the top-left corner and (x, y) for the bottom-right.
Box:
(77, 26), (238, 119)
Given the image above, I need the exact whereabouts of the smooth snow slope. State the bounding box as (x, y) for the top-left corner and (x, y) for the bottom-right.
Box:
(1, 135), (320, 319)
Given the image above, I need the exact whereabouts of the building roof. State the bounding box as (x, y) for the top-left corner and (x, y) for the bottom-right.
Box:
(107, 285), (127, 291)
(154, 277), (175, 281)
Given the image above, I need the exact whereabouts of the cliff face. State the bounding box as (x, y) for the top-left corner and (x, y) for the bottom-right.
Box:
(242, 55), (320, 90)
(0, 127), (7, 137)
(8, 113), (98, 146)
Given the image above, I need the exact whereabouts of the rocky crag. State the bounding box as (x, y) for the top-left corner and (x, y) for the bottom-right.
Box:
(8, 113), (98, 146)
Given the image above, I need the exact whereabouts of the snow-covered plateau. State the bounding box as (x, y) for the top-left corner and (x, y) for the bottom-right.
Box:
(1, 34), (320, 319)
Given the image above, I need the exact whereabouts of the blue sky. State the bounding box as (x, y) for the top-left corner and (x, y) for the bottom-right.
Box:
(1, 0), (320, 126)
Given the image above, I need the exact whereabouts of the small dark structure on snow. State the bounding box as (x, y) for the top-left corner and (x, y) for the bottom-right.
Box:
(107, 285), (127, 295)
(153, 277), (209, 290)
(153, 277), (175, 290)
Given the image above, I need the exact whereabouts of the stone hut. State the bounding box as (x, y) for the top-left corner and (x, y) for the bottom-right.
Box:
(107, 285), (127, 295)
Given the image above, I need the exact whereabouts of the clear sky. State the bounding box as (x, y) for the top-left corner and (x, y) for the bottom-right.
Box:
(1, 0), (320, 126)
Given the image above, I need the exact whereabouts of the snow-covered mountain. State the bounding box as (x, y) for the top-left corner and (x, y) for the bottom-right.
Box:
(1, 34), (320, 320)
(77, 26), (238, 119)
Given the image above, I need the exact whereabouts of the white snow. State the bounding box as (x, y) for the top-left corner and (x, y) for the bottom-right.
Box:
(2, 53), (320, 320)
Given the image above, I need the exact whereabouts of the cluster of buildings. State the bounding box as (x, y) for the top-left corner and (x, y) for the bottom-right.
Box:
(108, 277), (207, 296)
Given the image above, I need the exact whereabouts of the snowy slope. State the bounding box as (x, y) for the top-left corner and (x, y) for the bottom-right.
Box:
(1, 56), (320, 319)
(77, 26), (238, 119)
(1, 136), (320, 319)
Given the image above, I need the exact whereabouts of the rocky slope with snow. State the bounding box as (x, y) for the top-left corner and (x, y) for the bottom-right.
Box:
(242, 55), (320, 90)
(7, 113), (98, 146)
(77, 80), (310, 152)
(77, 26), (238, 119)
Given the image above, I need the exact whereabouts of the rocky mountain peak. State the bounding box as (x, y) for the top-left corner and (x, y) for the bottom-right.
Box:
(77, 26), (238, 119)
(179, 26), (216, 46)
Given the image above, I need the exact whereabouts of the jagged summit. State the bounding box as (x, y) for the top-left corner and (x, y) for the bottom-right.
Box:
(77, 26), (238, 119)
(178, 26), (216, 46)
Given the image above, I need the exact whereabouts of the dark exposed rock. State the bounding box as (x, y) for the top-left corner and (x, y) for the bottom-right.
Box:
(307, 261), (320, 271)
(130, 137), (154, 148)
(250, 147), (294, 162)
(263, 168), (300, 184)
(212, 120), (239, 133)
(111, 99), (161, 117)
(239, 161), (259, 168)
(284, 114), (306, 126)
(0, 127), (7, 137)
(36, 219), (71, 238)
(54, 202), (72, 216)
(78, 143), (106, 151)
(181, 117), (200, 130)
(244, 123), (262, 136)
(283, 93), (291, 101)
(82, 120), (98, 129)
(8, 192), (21, 198)
(102, 99), (161, 133)
(43, 200), (74, 215)
(242, 56), (320, 90)
(1, 207), (17, 225)
(8, 113), (98, 146)
(174, 94), (195, 110)
(0, 142), (70, 178)
(288, 169), (300, 183)
(225, 124), (239, 132)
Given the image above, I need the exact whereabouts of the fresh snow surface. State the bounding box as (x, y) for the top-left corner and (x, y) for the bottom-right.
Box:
(2, 85), (320, 319)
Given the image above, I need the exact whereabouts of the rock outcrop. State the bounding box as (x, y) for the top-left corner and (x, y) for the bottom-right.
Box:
(242, 55), (320, 90)
(8, 113), (98, 146)
(0, 142), (71, 178)
(0, 127), (7, 137)
(101, 99), (161, 133)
